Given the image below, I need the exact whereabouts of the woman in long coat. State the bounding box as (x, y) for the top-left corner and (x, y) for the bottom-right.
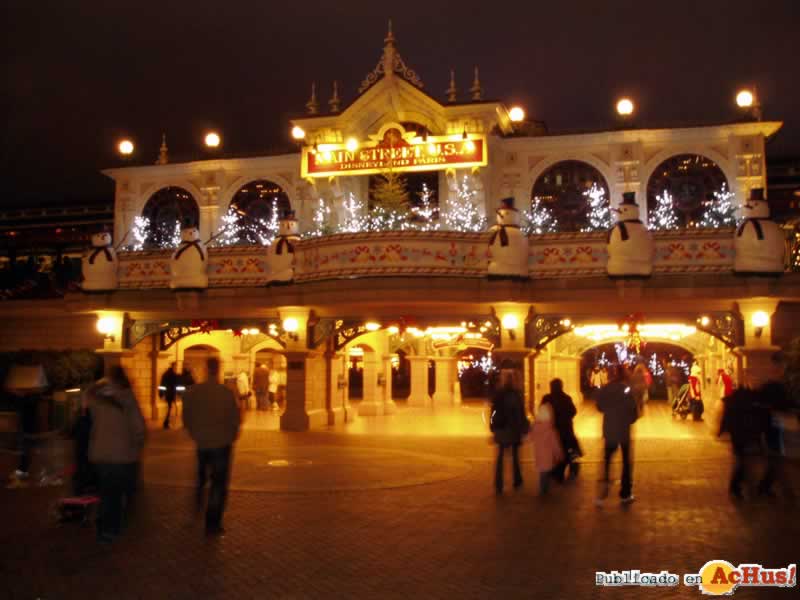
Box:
(541, 378), (582, 481)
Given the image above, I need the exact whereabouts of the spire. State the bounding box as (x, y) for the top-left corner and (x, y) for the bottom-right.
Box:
(446, 68), (457, 103)
(382, 19), (397, 80)
(469, 66), (482, 101)
(328, 80), (341, 113)
(306, 82), (319, 115)
(385, 19), (395, 46)
(156, 133), (168, 165)
(358, 21), (423, 94)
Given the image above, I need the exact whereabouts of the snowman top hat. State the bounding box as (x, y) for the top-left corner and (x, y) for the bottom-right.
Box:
(281, 209), (298, 221)
(497, 197), (518, 213)
(620, 191), (638, 206)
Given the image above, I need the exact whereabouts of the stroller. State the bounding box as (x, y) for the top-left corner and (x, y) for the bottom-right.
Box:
(672, 383), (692, 420)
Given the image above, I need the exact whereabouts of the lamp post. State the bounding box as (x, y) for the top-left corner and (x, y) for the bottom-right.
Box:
(736, 88), (762, 121)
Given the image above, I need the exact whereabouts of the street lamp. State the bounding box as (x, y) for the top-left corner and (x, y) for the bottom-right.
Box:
(736, 88), (762, 120)
(117, 139), (134, 156)
(508, 106), (526, 122)
(616, 97), (634, 117)
(204, 132), (221, 148)
(291, 126), (306, 141)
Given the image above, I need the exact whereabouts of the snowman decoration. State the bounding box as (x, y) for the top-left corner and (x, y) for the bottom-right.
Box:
(268, 210), (301, 284)
(734, 187), (784, 274)
(488, 197), (528, 278)
(82, 230), (118, 291)
(170, 225), (208, 289)
(606, 191), (653, 277)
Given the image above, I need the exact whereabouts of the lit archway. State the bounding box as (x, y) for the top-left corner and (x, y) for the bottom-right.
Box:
(531, 160), (610, 232)
(646, 154), (729, 227)
(142, 186), (199, 248)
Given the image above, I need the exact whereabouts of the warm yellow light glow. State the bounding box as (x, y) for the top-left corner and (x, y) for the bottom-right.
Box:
(464, 139), (476, 152)
(501, 314), (519, 330)
(249, 328), (260, 335)
(616, 98), (634, 116)
(282, 317), (299, 332)
(388, 326), (400, 334)
(484, 321), (493, 328)
(508, 106), (525, 122)
(561, 318), (572, 328)
(427, 142), (437, 155)
(364, 321), (381, 331)
(118, 140), (134, 155)
(572, 323), (699, 343)
(345, 137), (359, 152)
(621, 323), (630, 332)
(751, 311), (769, 328)
(291, 126), (306, 140)
(699, 316), (711, 327)
(736, 89), (754, 108)
(204, 132), (221, 148)
(348, 347), (364, 357)
(96, 316), (118, 336)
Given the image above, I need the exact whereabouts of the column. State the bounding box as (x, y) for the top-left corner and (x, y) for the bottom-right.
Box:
(327, 350), (353, 424)
(432, 357), (457, 406)
(280, 351), (311, 431)
(494, 349), (534, 409)
(735, 298), (781, 389)
(357, 352), (382, 416)
(382, 355), (397, 415)
(407, 356), (430, 407)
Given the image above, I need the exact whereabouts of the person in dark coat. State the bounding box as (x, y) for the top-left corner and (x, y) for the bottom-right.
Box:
(719, 387), (766, 499)
(490, 367), (529, 494)
(541, 378), (582, 481)
(160, 363), (178, 429)
(595, 367), (639, 504)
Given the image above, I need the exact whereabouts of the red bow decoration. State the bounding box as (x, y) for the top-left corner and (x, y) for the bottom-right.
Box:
(232, 328), (243, 338)
(190, 319), (218, 334)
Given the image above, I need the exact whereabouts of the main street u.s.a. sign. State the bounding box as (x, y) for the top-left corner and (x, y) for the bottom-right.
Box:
(301, 126), (488, 178)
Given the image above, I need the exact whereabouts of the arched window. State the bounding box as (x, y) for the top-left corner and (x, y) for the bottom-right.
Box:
(530, 161), (610, 232)
(141, 187), (199, 248)
(647, 154), (729, 228)
(227, 180), (291, 245)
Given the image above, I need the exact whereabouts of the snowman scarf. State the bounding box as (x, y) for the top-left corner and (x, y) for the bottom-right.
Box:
(736, 219), (765, 240)
(607, 220), (643, 243)
(274, 237), (295, 255)
(89, 247), (113, 264)
(175, 240), (206, 261)
(488, 224), (519, 247)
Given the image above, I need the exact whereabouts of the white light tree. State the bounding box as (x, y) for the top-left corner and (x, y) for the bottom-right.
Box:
(411, 183), (441, 231)
(698, 184), (738, 228)
(211, 199), (280, 246)
(522, 197), (558, 234)
(582, 183), (612, 231)
(648, 190), (680, 230)
(306, 198), (332, 238)
(443, 176), (486, 232)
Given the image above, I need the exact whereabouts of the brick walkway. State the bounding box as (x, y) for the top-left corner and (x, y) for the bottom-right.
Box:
(1, 404), (798, 599)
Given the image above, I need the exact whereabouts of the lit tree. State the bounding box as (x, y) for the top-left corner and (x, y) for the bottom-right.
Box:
(305, 198), (332, 238)
(582, 183), (612, 231)
(210, 199), (280, 246)
(522, 197), (558, 234)
(444, 175), (486, 232)
(698, 184), (738, 228)
(130, 216), (151, 251)
(648, 190), (679, 230)
(371, 167), (410, 215)
(410, 183), (441, 231)
(341, 192), (366, 233)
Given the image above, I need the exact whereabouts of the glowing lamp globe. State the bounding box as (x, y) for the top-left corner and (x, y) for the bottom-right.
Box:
(282, 317), (299, 333)
(508, 106), (525, 122)
(204, 132), (221, 148)
(751, 311), (769, 328)
(118, 140), (134, 155)
(364, 321), (381, 331)
(501, 314), (519, 330)
(345, 137), (359, 152)
(736, 89), (754, 108)
(96, 315), (118, 336)
(291, 126), (306, 140)
(616, 98), (634, 116)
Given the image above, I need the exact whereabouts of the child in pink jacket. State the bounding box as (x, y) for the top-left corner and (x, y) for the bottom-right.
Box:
(533, 403), (564, 495)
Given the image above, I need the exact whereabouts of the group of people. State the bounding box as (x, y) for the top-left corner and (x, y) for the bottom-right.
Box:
(70, 357), (241, 542)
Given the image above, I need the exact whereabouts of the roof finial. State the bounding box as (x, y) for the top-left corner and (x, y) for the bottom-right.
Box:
(306, 82), (319, 115)
(446, 68), (457, 103)
(328, 80), (341, 113)
(470, 66), (482, 101)
(156, 133), (168, 165)
(385, 19), (394, 45)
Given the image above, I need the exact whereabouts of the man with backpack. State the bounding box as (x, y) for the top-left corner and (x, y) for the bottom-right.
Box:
(490, 365), (529, 494)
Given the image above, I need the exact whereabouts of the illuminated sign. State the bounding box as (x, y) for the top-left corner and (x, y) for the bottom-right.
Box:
(301, 125), (488, 178)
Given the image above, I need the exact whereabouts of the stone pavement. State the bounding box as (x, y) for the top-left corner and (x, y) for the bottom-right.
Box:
(1, 403), (798, 599)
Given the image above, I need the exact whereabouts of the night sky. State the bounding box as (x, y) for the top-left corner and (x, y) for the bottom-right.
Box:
(3, 0), (799, 207)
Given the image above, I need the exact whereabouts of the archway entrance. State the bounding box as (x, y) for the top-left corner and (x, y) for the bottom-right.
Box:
(456, 347), (493, 402)
(252, 349), (287, 412)
(183, 344), (220, 384)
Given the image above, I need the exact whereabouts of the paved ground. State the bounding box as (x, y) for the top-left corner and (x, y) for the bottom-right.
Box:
(1, 401), (798, 599)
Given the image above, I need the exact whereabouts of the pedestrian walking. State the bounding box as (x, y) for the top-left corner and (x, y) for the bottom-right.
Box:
(754, 352), (794, 498)
(88, 366), (145, 543)
(532, 402), (564, 495)
(4, 362), (47, 484)
(490, 366), (529, 494)
(719, 386), (764, 499)
(183, 357), (241, 536)
(236, 370), (251, 411)
(160, 362), (179, 429)
(541, 378), (582, 481)
(595, 367), (639, 505)
(630, 362), (650, 416)
(253, 363), (270, 410)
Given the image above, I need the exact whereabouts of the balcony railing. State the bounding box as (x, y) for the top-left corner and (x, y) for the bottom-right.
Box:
(110, 227), (747, 289)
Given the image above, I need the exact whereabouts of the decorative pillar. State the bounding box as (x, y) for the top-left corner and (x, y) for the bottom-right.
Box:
(280, 351), (311, 431)
(407, 356), (430, 407)
(357, 352), (382, 416)
(382, 355), (397, 415)
(731, 134), (767, 213)
(735, 298), (781, 389)
(432, 357), (457, 405)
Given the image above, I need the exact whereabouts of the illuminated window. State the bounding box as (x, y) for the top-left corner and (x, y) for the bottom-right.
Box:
(228, 180), (291, 245)
(531, 161), (610, 232)
(646, 154), (728, 227)
(141, 187), (199, 248)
